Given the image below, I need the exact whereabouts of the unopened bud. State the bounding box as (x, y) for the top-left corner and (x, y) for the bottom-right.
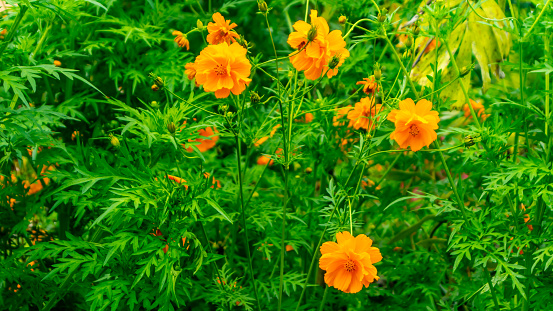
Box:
(374, 63), (382, 80)
(338, 16), (347, 25)
(464, 135), (481, 147)
(460, 64), (474, 77)
(151, 84), (159, 92)
(226, 111), (234, 119)
(413, 25), (420, 36)
(250, 91), (261, 104)
(328, 55), (341, 69)
(149, 72), (165, 89)
(236, 35), (248, 50)
(307, 24), (318, 42)
(219, 104), (229, 113)
(110, 134), (120, 148)
(377, 9), (387, 23)
(167, 122), (176, 134)
(405, 37), (413, 48)
(196, 20), (204, 31)
(305, 167), (313, 174)
(151, 101), (159, 108)
(258, 0), (268, 12)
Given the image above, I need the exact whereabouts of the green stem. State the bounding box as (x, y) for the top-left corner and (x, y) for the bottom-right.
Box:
(317, 287), (330, 311)
(0, 5), (28, 58)
(484, 267), (501, 311)
(32, 23), (52, 57)
(373, 152), (401, 189)
(521, 0), (552, 42)
(235, 134), (261, 311)
(382, 30), (419, 99)
(434, 141), (469, 222)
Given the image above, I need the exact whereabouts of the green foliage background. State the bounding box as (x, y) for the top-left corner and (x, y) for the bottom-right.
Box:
(1, 0), (553, 310)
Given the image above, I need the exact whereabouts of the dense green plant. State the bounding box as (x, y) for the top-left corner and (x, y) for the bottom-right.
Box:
(1, 0), (552, 310)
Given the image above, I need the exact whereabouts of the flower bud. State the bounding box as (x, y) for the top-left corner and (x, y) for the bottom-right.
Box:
(167, 122), (176, 134)
(464, 135), (481, 147)
(405, 37), (413, 48)
(196, 20), (204, 31)
(151, 84), (159, 92)
(305, 167), (313, 174)
(219, 104), (229, 113)
(402, 50), (411, 59)
(328, 54), (341, 69)
(460, 64), (474, 77)
(149, 72), (165, 89)
(377, 9), (387, 23)
(373, 63), (382, 80)
(338, 15), (346, 24)
(413, 25), (420, 36)
(307, 24), (318, 42)
(110, 134), (120, 148)
(151, 101), (159, 108)
(54, 60), (62, 67)
(250, 91), (261, 104)
(258, 0), (268, 12)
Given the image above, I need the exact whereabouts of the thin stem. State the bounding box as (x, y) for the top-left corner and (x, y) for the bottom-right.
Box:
(235, 134), (261, 311)
(434, 141), (469, 222)
(317, 287), (330, 311)
(263, 12), (288, 311)
(484, 267), (501, 311)
(32, 23), (52, 57)
(0, 5), (28, 58)
(373, 152), (401, 189)
(195, 0), (206, 15)
(382, 31), (419, 99)
(343, 18), (377, 39)
(521, 0), (552, 42)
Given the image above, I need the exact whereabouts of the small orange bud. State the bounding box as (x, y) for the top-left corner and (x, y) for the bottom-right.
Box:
(54, 60), (62, 67)
(338, 16), (346, 24)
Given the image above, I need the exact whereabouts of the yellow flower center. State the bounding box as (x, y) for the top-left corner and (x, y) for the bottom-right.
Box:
(409, 124), (419, 137)
(344, 259), (356, 272)
(214, 64), (227, 76)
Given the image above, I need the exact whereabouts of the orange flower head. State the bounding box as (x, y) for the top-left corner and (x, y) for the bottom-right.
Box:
(194, 42), (252, 98)
(463, 99), (489, 121)
(295, 112), (314, 123)
(356, 76), (380, 95)
(319, 231), (382, 293)
(333, 105), (353, 127)
(288, 10), (350, 80)
(173, 30), (190, 50)
(387, 98), (440, 152)
(186, 127), (219, 152)
(207, 12), (240, 45)
(347, 97), (382, 130)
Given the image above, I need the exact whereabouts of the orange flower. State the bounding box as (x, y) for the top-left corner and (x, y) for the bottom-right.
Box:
(288, 10), (350, 80)
(257, 155), (273, 166)
(319, 231), (382, 293)
(173, 30), (189, 50)
(520, 204), (533, 231)
(387, 98), (440, 152)
(333, 105), (353, 127)
(463, 99), (489, 121)
(347, 97), (382, 130)
(356, 76), (379, 95)
(194, 42), (251, 98)
(185, 62), (196, 81)
(206, 12), (240, 45)
(186, 127), (219, 152)
(254, 124), (281, 147)
(295, 112), (314, 123)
